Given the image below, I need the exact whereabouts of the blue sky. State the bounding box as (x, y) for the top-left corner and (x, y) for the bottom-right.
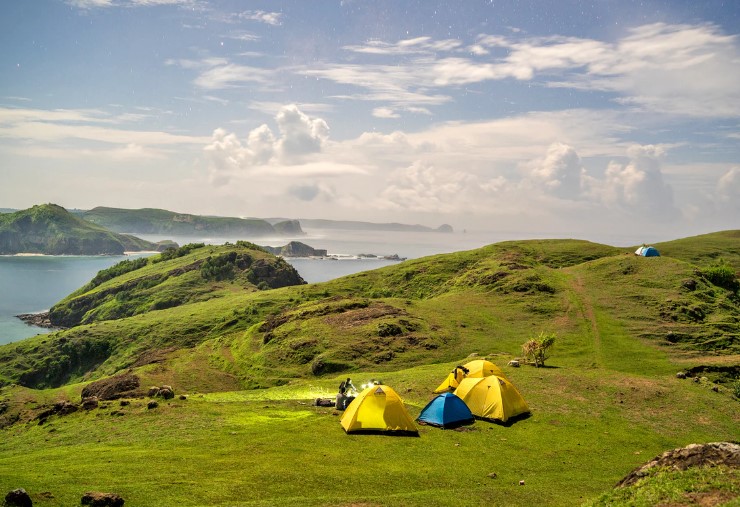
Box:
(1, 0), (738, 240)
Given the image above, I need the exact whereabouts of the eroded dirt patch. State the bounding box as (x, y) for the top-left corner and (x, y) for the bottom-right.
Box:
(324, 303), (405, 329)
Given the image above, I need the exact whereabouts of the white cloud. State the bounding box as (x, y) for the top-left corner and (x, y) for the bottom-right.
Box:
(236, 10), (282, 26)
(372, 107), (399, 119)
(525, 143), (585, 200)
(275, 104), (329, 160)
(65, 0), (114, 8)
(204, 104), (341, 184)
(377, 161), (480, 213)
(716, 167), (740, 211)
(598, 144), (679, 220)
(193, 63), (273, 89)
(0, 107), (207, 146)
(308, 23), (740, 117)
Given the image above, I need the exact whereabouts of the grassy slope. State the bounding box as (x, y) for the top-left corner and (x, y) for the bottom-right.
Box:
(0, 234), (738, 506)
(0, 204), (160, 254)
(0, 242), (305, 388)
(82, 206), (279, 236)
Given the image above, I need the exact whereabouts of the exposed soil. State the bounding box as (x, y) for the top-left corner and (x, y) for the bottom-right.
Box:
(131, 347), (178, 368)
(324, 303), (404, 329)
(80, 373), (143, 400)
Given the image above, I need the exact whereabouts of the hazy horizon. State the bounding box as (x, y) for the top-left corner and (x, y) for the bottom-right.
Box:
(1, 1), (738, 240)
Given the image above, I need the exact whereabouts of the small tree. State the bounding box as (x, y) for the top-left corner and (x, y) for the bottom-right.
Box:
(522, 332), (556, 368)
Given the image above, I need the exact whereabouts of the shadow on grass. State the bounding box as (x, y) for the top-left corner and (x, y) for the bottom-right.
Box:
(342, 430), (420, 437)
(475, 411), (532, 428)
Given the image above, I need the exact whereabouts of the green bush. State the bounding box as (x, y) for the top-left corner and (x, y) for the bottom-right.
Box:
(82, 257), (148, 291)
(154, 243), (206, 263)
(200, 253), (237, 281)
(732, 379), (740, 400)
(522, 331), (556, 367)
(703, 260), (739, 292)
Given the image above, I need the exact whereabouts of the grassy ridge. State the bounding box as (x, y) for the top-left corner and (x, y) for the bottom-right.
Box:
(81, 206), (303, 236)
(0, 232), (738, 506)
(0, 204), (165, 255)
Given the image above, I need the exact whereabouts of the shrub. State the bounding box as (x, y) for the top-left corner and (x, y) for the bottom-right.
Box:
(153, 243), (206, 263)
(82, 257), (148, 291)
(378, 323), (403, 337)
(200, 253), (237, 281)
(732, 379), (740, 400)
(703, 260), (739, 292)
(522, 331), (556, 367)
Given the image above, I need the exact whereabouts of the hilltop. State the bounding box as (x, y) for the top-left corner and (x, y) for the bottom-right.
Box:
(0, 204), (172, 255)
(82, 206), (304, 237)
(0, 232), (738, 506)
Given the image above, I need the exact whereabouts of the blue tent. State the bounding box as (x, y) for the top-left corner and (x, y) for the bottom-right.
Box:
(416, 393), (474, 429)
(635, 246), (660, 257)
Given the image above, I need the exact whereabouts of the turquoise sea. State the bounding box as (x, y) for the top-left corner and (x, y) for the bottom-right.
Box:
(0, 227), (642, 345)
(0, 229), (483, 345)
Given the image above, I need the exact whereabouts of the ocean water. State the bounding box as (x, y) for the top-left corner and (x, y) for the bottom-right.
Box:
(0, 227), (640, 346)
(0, 255), (149, 345)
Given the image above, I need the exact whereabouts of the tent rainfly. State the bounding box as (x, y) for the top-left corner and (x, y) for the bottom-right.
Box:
(417, 392), (474, 429)
(454, 376), (530, 423)
(635, 246), (660, 257)
(433, 359), (507, 393)
(340, 385), (418, 435)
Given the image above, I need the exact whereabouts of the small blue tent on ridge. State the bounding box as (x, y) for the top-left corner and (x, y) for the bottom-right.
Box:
(416, 392), (474, 429)
(635, 245), (660, 257)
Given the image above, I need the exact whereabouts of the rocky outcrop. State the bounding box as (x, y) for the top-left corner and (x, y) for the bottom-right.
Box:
(262, 241), (327, 257)
(81, 374), (142, 401)
(148, 385), (175, 400)
(15, 312), (55, 329)
(617, 442), (740, 487)
(4, 488), (32, 507)
(81, 491), (124, 506)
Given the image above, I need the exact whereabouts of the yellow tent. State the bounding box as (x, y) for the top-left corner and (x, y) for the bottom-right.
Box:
(433, 359), (507, 393)
(454, 376), (529, 422)
(340, 385), (418, 434)
(463, 359), (507, 379)
(433, 368), (467, 393)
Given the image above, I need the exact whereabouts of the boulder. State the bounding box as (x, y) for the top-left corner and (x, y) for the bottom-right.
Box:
(4, 488), (32, 507)
(159, 386), (174, 400)
(147, 401), (158, 410)
(81, 375), (141, 401)
(80, 491), (124, 507)
(617, 442), (740, 487)
(147, 387), (160, 397)
(81, 397), (99, 411)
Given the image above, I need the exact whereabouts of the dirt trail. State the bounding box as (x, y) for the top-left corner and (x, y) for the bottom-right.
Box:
(569, 274), (603, 365)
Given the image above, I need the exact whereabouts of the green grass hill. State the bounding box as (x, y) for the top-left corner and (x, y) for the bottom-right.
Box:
(82, 206), (304, 236)
(0, 204), (169, 255)
(0, 232), (738, 506)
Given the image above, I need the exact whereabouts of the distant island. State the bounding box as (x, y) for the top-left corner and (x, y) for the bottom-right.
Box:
(0, 204), (175, 255)
(2, 206), (454, 236)
(270, 218), (453, 233)
(81, 207), (304, 237)
(261, 241), (406, 260)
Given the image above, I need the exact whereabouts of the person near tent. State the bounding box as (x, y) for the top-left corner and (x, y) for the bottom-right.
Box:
(452, 365), (469, 382)
(344, 378), (356, 393)
(336, 387), (347, 410)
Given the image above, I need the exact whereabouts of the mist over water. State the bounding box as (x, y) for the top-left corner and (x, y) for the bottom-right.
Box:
(0, 227), (647, 345)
